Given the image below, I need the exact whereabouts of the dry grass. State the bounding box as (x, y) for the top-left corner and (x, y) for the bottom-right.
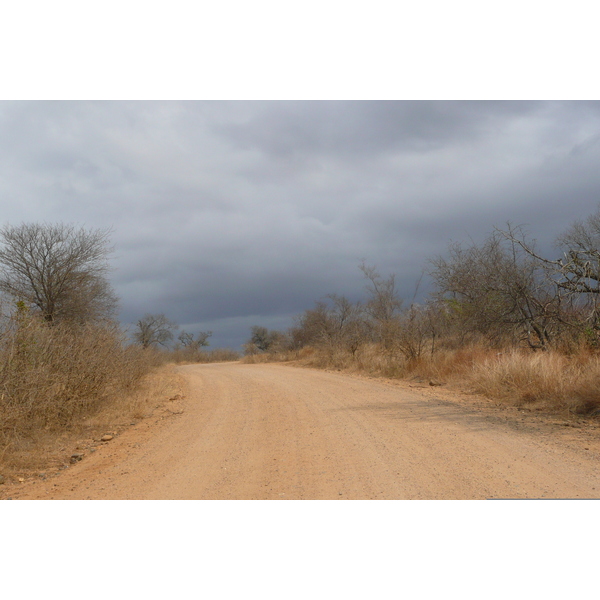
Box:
(251, 341), (600, 417)
(1, 364), (185, 477)
(402, 346), (498, 382)
(277, 344), (411, 378)
(466, 350), (600, 414)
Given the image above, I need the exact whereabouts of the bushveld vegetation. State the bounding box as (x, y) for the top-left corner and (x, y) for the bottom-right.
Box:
(0, 223), (240, 477)
(245, 206), (600, 417)
(0, 225), (180, 476)
(0, 307), (168, 470)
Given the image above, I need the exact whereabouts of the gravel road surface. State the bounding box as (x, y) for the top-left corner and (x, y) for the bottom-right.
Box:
(9, 363), (600, 499)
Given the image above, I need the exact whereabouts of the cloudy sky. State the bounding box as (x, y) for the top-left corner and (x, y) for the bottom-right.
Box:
(1, 100), (600, 348)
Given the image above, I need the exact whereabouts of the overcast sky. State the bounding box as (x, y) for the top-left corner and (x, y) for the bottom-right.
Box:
(2, 101), (600, 348)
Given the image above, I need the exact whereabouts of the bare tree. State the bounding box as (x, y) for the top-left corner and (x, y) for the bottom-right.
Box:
(244, 326), (286, 354)
(286, 295), (366, 354)
(394, 303), (431, 360)
(324, 294), (368, 356)
(430, 230), (560, 349)
(496, 212), (600, 343)
(0, 223), (117, 324)
(553, 209), (600, 298)
(178, 330), (212, 350)
(360, 263), (403, 351)
(133, 313), (178, 349)
(288, 301), (332, 349)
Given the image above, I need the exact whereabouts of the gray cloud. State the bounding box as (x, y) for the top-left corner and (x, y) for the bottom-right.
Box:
(212, 101), (544, 159)
(2, 101), (600, 349)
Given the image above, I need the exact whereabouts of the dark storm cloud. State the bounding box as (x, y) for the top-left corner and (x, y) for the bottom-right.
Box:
(2, 101), (600, 348)
(212, 101), (544, 160)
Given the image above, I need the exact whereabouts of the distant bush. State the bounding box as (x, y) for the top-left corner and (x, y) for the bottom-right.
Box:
(243, 326), (287, 355)
(168, 347), (240, 364)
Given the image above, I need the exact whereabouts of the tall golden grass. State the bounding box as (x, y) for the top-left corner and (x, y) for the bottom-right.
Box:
(466, 349), (600, 414)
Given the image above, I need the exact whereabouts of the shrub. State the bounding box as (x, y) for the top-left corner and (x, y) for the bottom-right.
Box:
(0, 309), (159, 452)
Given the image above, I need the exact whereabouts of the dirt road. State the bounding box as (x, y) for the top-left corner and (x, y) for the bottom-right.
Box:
(7, 363), (600, 499)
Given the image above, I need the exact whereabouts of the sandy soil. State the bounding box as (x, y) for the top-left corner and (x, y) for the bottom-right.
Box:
(5, 362), (600, 500)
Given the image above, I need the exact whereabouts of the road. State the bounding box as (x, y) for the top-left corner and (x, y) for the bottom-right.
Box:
(9, 363), (600, 499)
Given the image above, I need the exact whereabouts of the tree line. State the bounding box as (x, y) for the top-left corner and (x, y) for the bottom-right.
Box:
(245, 205), (600, 359)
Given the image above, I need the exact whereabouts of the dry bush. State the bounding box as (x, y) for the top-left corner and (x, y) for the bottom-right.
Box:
(278, 343), (408, 378)
(1, 363), (184, 475)
(169, 347), (240, 364)
(0, 310), (162, 471)
(242, 349), (296, 364)
(84, 363), (185, 425)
